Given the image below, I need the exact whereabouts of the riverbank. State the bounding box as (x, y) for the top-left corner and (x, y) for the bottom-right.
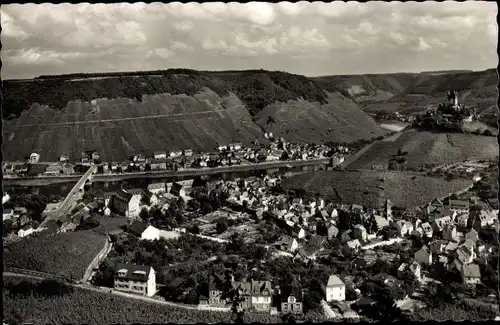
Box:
(3, 158), (330, 187)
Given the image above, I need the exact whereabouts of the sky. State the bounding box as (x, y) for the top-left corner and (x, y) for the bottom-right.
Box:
(1, 1), (498, 79)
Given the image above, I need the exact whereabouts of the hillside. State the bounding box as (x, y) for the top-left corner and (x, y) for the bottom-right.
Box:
(345, 129), (498, 171)
(2, 70), (386, 161)
(281, 170), (473, 209)
(314, 68), (498, 118)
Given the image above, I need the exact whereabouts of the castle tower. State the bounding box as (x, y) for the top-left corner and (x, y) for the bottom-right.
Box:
(447, 90), (459, 108)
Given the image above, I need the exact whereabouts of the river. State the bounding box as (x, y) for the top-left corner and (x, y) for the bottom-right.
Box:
(4, 165), (311, 198)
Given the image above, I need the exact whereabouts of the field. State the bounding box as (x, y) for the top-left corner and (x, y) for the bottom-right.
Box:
(4, 230), (108, 279)
(281, 170), (473, 209)
(345, 130), (498, 171)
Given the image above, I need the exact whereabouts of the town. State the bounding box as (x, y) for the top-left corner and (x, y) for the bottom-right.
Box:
(3, 134), (348, 179)
(2, 1), (498, 324)
(3, 158), (499, 321)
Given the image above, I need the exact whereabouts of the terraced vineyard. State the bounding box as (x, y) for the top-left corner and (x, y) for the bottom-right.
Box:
(3, 70), (386, 162)
(282, 170), (473, 209)
(4, 230), (108, 279)
(346, 130), (498, 171)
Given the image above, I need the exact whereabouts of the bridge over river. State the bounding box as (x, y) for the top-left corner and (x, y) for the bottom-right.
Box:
(40, 165), (97, 226)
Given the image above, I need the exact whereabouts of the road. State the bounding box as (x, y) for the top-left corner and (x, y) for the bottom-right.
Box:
(44, 166), (96, 222)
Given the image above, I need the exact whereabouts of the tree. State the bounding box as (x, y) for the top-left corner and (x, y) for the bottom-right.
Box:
(139, 208), (150, 222)
(216, 218), (229, 234)
(188, 225), (200, 235)
(338, 210), (352, 232)
(177, 197), (186, 211)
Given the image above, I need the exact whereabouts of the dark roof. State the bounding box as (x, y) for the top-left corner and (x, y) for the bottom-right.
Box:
(251, 280), (272, 295)
(209, 272), (228, 291)
(128, 220), (148, 236)
(353, 297), (377, 307)
(114, 189), (133, 202)
(232, 281), (252, 295)
(309, 235), (325, 248)
(280, 285), (303, 302)
(114, 263), (152, 282)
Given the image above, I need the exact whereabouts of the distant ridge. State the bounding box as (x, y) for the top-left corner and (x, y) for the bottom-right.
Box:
(3, 69), (386, 161)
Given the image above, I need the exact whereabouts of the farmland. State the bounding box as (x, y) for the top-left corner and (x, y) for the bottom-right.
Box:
(281, 170), (473, 209)
(345, 130), (498, 171)
(3, 72), (386, 161)
(4, 230), (108, 279)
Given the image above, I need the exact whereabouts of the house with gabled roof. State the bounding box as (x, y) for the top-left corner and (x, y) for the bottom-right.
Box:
(414, 245), (432, 266)
(250, 280), (272, 312)
(465, 229), (479, 243)
(114, 263), (156, 296)
(108, 189), (141, 218)
(430, 240), (447, 255)
(231, 281), (252, 311)
(326, 275), (345, 302)
(345, 239), (361, 253)
(280, 285), (303, 315)
(433, 215), (453, 232)
(327, 225), (339, 240)
(274, 236), (298, 253)
(420, 222), (433, 238)
(461, 264), (481, 285)
(456, 212), (469, 227)
(448, 200), (470, 214)
(443, 225), (458, 242)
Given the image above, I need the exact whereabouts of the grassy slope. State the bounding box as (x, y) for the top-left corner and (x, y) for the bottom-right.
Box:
(2, 70), (385, 161)
(4, 230), (107, 279)
(345, 130), (498, 170)
(314, 68), (498, 115)
(281, 170), (472, 209)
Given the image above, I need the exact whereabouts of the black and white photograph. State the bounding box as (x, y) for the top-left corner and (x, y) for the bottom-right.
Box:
(2, 1), (499, 324)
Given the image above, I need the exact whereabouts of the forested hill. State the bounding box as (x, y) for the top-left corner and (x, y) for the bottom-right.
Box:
(3, 69), (328, 119)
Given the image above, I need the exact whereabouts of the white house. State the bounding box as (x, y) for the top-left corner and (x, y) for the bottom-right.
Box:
(147, 183), (166, 194)
(114, 264), (156, 297)
(326, 275), (345, 302)
(169, 150), (183, 158)
(153, 151), (167, 160)
(30, 152), (40, 163)
(3, 208), (14, 221)
(18, 224), (36, 238)
(141, 225), (160, 241)
(2, 192), (10, 205)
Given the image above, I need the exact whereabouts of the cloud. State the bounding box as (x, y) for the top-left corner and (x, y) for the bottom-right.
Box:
(1, 1), (497, 79)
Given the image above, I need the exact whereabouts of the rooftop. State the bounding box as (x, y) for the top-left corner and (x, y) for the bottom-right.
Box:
(327, 275), (345, 287)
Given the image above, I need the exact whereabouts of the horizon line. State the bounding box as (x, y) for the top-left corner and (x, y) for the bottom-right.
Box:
(4, 67), (496, 82)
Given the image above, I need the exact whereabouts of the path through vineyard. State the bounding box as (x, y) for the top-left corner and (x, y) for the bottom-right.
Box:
(3, 272), (201, 310)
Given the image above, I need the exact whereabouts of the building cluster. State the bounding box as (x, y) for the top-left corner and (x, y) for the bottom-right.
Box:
(3, 135), (349, 178)
(111, 262), (347, 316)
